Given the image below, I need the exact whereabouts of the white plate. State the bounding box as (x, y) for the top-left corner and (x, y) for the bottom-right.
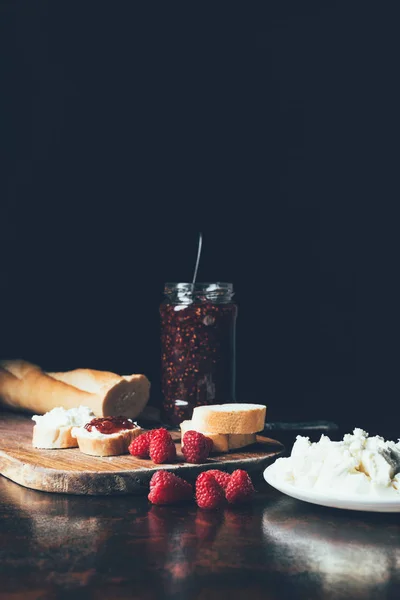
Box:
(263, 464), (400, 512)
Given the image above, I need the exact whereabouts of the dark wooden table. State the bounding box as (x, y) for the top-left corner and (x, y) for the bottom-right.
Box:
(1, 472), (400, 600)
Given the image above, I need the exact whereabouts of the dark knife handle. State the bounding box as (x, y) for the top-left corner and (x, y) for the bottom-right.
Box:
(263, 420), (338, 432)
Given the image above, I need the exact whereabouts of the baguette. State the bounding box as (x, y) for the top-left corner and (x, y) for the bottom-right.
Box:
(180, 419), (256, 453)
(72, 426), (143, 457)
(191, 403), (266, 434)
(0, 360), (150, 419)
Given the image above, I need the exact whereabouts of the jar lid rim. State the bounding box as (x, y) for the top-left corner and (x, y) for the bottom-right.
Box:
(164, 282), (233, 292)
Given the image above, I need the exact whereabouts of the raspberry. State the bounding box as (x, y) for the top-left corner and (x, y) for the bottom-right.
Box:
(149, 428), (177, 464)
(204, 469), (231, 490)
(195, 471), (225, 509)
(148, 471), (193, 505)
(182, 430), (212, 464)
(225, 469), (255, 504)
(128, 431), (151, 458)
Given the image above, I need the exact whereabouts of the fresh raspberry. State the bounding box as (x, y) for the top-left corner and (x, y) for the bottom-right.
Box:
(204, 469), (231, 490)
(149, 428), (177, 464)
(148, 471), (193, 505)
(195, 471), (225, 509)
(128, 431), (152, 458)
(182, 430), (212, 464)
(149, 469), (168, 490)
(225, 469), (255, 504)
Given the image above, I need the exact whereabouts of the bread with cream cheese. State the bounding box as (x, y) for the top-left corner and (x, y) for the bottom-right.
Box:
(31, 406), (95, 449)
(32, 425), (78, 449)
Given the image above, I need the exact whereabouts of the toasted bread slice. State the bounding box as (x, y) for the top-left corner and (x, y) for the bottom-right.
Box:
(180, 420), (257, 453)
(191, 403), (266, 434)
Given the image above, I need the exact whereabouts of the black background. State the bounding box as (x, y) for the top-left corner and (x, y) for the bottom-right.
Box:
(1, 3), (399, 435)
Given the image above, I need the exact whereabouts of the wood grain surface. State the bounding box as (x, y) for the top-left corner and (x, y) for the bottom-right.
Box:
(0, 413), (284, 495)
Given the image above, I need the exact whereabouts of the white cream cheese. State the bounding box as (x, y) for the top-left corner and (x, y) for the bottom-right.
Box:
(271, 428), (400, 497)
(32, 406), (95, 428)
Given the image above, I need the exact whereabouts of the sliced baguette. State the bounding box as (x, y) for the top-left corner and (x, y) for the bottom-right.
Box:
(191, 403), (266, 434)
(180, 420), (256, 453)
(31, 406), (96, 449)
(73, 427), (143, 457)
(32, 425), (79, 449)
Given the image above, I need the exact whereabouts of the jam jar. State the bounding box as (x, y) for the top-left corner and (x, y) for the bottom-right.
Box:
(160, 282), (237, 426)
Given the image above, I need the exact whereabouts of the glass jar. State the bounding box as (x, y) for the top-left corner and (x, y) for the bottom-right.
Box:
(160, 282), (238, 426)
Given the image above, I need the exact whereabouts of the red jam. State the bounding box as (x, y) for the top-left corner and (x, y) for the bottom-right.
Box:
(84, 416), (136, 434)
(160, 295), (237, 426)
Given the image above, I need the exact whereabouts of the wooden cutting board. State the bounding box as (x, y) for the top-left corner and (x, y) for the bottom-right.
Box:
(0, 413), (284, 495)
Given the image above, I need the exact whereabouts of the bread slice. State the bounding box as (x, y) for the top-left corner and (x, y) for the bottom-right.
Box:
(32, 406), (95, 449)
(180, 420), (257, 453)
(191, 403), (266, 434)
(32, 425), (79, 449)
(73, 426), (143, 456)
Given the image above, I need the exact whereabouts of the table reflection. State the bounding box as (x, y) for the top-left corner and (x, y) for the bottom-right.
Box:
(262, 498), (400, 596)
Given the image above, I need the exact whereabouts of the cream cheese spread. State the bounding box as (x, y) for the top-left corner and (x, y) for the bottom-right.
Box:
(32, 405), (95, 428)
(271, 428), (400, 497)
